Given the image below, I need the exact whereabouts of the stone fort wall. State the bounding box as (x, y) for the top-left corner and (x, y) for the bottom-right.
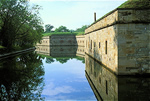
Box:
(85, 8), (150, 75)
(37, 35), (85, 46)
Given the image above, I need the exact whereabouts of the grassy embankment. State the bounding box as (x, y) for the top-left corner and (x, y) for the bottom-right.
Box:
(42, 32), (84, 37)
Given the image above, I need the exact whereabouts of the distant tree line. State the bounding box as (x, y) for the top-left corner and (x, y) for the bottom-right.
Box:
(0, 0), (43, 50)
(44, 24), (88, 33)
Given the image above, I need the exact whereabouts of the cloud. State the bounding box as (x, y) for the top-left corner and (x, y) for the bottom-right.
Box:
(42, 83), (76, 96)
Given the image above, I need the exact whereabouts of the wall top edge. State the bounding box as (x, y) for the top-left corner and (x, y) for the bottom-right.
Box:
(85, 8), (150, 30)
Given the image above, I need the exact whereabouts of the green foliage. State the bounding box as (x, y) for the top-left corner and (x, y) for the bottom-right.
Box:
(118, 0), (150, 8)
(0, 52), (45, 100)
(43, 32), (84, 36)
(45, 24), (54, 33)
(55, 26), (70, 32)
(0, 0), (43, 49)
(75, 25), (88, 32)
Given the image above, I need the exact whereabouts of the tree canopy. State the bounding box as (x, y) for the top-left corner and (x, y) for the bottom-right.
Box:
(0, 0), (43, 49)
(45, 24), (54, 33)
(55, 26), (70, 32)
(75, 25), (88, 32)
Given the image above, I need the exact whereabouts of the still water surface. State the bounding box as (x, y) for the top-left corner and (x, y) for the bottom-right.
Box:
(0, 51), (96, 100)
(0, 49), (150, 101)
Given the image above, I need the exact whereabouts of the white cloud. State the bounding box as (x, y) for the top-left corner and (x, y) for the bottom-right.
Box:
(42, 83), (76, 96)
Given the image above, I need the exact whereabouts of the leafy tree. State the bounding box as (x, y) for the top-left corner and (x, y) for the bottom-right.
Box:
(75, 25), (88, 32)
(45, 24), (54, 33)
(0, 0), (43, 49)
(55, 26), (70, 32)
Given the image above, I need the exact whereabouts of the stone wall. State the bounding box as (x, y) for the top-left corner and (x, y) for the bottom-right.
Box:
(76, 35), (85, 46)
(36, 36), (50, 46)
(49, 35), (77, 46)
(37, 35), (85, 46)
(118, 24), (150, 75)
(85, 9), (150, 75)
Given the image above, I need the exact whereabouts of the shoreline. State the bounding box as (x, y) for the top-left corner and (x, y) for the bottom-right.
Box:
(0, 47), (36, 59)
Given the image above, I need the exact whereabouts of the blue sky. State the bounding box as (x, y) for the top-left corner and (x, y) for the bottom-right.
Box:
(30, 0), (127, 30)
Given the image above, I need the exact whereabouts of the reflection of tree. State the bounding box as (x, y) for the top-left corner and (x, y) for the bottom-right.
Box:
(0, 52), (45, 100)
(46, 58), (55, 64)
(75, 56), (85, 63)
(56, 58), (70, 64)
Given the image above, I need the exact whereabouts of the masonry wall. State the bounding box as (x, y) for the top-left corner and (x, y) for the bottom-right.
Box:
(118, 24), (150, 75)
(85, 9), (150, 75)
(36, 36), (50, 46)
(85, 25), (118, 73)
(76, 35), (85, 46)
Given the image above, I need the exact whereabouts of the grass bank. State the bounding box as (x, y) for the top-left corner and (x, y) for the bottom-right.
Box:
(42, 32), (84, 37)
(118, 0), (150, 9)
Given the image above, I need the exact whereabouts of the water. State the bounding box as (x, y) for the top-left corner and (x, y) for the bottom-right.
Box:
(0, 51), (96, 101)
(0, 46), (150, 101)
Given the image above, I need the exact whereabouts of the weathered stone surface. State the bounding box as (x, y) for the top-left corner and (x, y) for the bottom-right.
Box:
(85, 9), (150, 75)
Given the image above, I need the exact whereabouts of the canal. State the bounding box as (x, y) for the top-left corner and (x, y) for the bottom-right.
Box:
(0, 46), (150, 100)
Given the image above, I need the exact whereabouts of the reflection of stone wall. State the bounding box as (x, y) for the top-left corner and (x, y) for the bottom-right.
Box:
(50, 46), (77, 57)
(85, 55), (150, 101)
(76, 46), (85, 58)
(85, 55), (118, 101)
(35, 45), (50, 56)
(85, 9), (150, 75)
(35, 46), (85, 57)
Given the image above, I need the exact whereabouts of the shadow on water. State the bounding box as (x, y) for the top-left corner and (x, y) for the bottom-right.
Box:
(0, 52), (45, 100)
(85, 55), (150, 101)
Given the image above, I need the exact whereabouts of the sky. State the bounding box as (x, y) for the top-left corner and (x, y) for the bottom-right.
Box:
(30, 0), (127, 30)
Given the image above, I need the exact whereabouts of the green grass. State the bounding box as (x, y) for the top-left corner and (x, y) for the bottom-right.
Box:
(118, 0), (150, 9)
(42, 32), (84, 36)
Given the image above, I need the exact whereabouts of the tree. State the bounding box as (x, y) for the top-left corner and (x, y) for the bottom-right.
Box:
(0, 0), (43, 49)
(45, 24), (54, 33)
(75, 25), (88, 32)
(55, 26), (70, 32)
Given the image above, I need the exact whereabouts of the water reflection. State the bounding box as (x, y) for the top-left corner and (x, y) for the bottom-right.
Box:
(0, 52), (45, 100)
(85, 55), (150, 101)
(36, 45), (85, 64)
